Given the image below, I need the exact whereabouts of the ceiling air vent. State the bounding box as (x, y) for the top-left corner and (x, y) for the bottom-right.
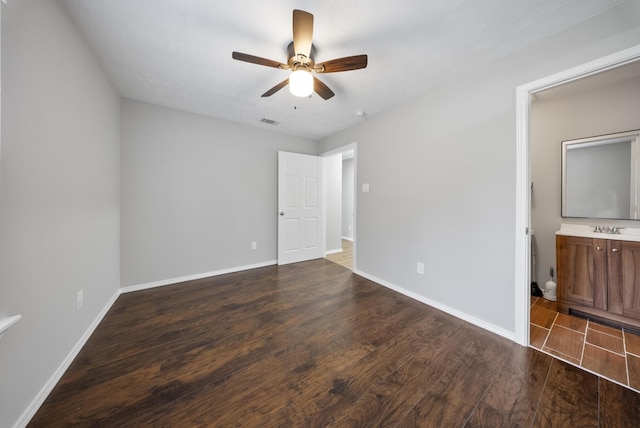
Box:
(259, 118), (279, 126)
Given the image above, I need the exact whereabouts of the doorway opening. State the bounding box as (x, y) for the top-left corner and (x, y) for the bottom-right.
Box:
(514, 45), (640, 346)
(322, 143), (357, 271)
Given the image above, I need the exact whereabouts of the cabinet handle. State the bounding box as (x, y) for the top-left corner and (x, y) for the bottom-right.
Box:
(596, 246), (603, 251)
(611, 248), (619, 253)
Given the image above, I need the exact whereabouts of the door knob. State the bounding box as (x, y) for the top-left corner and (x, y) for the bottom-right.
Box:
(279, 211), (285, 216)
(612, 248), (619, 253)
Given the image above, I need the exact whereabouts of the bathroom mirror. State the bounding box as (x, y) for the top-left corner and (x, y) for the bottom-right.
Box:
(562, 129), (640, 220)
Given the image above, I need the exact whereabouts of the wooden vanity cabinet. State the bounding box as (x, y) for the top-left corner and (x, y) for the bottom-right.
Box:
(556, 235), (640, 328)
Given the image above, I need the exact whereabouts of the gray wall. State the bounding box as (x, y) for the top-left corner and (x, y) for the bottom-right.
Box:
(3, 1), (640, 427)
(342, 157), (355, 240)
(318, 1), (640, 334)
(0, 1), (121, 427)
(324, 153), (343, 253)
(531, 75), (640, 284)
(120, 100), (317, 286)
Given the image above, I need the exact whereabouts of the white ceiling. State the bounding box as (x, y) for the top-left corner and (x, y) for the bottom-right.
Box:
(61, 0), (626, 140)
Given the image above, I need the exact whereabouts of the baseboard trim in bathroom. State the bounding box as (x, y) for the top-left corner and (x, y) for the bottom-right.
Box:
(569, 309), (640, 336)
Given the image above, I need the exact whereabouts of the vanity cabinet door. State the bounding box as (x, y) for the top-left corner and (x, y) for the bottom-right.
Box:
(556, 236), (607, 309)
(619, 241), (640, 321)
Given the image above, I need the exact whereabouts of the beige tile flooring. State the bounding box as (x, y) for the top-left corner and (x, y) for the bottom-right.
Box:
(324, 239), (353, 270)
(530, 296), (640, 392)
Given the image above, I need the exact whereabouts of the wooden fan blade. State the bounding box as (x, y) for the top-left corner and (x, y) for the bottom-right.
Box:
(232, 52), (287, 69)
(261, 79), (289, 97)
(292, 9), (313, 58)
(313, 76), (334, 100)
(316, 55), (368, 73)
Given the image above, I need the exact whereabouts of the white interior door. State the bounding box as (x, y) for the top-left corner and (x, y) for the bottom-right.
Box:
(278, 151), (324, 265)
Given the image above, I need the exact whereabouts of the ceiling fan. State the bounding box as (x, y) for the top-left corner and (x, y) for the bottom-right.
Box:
(232, 9), (368, 100)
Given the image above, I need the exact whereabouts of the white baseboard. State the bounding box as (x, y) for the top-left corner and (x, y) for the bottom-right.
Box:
(14, 260), (278, 428)
(325, 248), (343, 255)
(353, 269), (515, 342)
(120, 260), (278, 294)
(14, 290), (121, 428)
(14, 261), (513, 428)
(341, 236), (353, 242)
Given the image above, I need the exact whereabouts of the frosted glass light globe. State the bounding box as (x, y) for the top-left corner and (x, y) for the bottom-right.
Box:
(289, 70), (313, 97)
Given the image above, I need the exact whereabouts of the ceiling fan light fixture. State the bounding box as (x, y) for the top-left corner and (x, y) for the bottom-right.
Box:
(232, 9), (366, 101)
(289, 69), (313, 97)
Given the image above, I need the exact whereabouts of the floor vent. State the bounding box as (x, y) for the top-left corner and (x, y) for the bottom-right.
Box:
(259, 118), (279, 125)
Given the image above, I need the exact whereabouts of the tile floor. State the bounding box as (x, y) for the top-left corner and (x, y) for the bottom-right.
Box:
(530, 296), (640, 392)
(324, 239), (353, 270)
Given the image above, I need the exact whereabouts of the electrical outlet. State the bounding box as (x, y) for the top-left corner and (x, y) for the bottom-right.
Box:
(251, 241), (257, 250)
(417, 262), (425, 275)
(77, 290), (84, 310)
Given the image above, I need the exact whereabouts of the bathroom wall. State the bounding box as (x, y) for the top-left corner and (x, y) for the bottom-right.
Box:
(530, 74), (640, 284)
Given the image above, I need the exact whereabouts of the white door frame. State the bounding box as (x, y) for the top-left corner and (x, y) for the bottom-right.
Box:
(514, 44), (640, 346)
(321, 142), (357, 271)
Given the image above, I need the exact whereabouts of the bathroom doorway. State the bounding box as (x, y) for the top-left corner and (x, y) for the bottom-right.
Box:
(515, 45), (640, 346)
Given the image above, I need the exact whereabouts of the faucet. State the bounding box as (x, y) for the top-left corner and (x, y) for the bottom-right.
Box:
(592, 225), (623, 234)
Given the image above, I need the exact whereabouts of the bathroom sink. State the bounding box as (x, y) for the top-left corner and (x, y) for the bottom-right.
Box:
(556, 224), (640, 242)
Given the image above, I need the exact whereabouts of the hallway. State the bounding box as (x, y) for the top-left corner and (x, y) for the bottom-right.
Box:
(324, 239), (353, 270)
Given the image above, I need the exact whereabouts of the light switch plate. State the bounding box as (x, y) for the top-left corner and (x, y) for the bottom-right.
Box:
(362, 183), (370, 192)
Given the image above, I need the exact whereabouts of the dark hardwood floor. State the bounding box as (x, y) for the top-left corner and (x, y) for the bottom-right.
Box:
(29, 259), (640, 427)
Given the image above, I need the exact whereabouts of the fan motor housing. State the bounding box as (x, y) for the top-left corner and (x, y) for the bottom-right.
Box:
(287, 42), (317, 70)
